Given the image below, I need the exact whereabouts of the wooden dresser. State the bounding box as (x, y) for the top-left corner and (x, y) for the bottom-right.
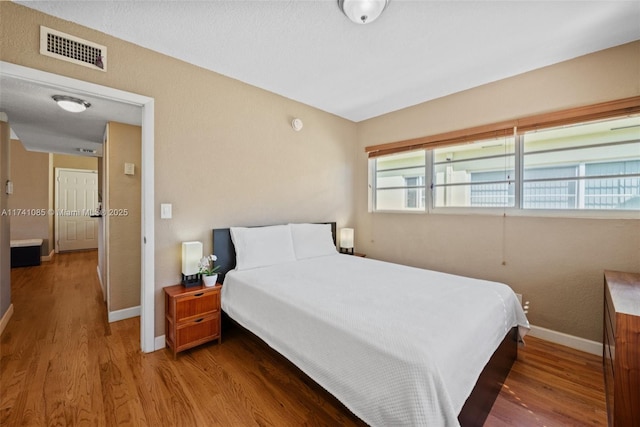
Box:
(164, 284), (222, 358)
(603, 270), (640, 427)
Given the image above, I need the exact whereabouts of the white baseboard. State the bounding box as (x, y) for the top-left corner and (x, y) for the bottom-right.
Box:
(155, 335), (166, 351)
(41, 250), (54, 262)
(108, 305), (141, 323)
(0, 304), (14, 336)
(528, 324), (601, 356)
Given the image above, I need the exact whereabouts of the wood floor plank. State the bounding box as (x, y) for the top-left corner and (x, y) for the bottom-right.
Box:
(0, 251), (607, 426)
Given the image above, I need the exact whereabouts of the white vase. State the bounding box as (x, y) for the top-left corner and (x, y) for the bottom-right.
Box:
(202, 274), (218, 287)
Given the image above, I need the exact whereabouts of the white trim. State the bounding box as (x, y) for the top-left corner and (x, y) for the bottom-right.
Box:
(0, 304), (14, 336)
(140, 100), (155, 353)
(41, 249), (55, 262)
(0, 61), (155, 353)
(155, 335), (166, 351)
(96, 265), (106, 301)
(108, 305), (141, 323)
(0, 62), (147, 105)
(528, 324), (602, 356)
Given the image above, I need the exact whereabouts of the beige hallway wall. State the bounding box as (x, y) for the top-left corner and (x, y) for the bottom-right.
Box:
(8, 140), (49, 254)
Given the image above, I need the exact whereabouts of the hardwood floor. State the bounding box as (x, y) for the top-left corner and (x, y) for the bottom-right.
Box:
(1, 251), (607, 426)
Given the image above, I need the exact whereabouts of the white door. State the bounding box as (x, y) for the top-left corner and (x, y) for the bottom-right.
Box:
(55, 168), (99, 252)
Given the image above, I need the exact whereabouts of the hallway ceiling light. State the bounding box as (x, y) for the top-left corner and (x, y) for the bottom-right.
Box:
(52, 95), (91, 113)
(338, 0), (389, 24)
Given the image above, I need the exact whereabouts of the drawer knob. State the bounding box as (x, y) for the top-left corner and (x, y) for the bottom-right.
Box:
(194, 318), (204, 323)
(194, 292), (204, 297)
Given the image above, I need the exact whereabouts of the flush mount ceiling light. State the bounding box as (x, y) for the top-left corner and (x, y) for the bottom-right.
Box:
(338, 0), (389, 24)
(52, 95), (91, 113)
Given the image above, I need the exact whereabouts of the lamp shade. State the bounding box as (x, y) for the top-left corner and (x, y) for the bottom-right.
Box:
(340, 228), (354, 249)
(181, 241), (203, 275)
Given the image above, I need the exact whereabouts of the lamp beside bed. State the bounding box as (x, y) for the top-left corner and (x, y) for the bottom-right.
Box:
(181, 241), (203, 287)
(339, 227), (355, 254)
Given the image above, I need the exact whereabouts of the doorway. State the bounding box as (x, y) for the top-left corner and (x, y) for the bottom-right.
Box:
(0, 61), (155, 353)
(55, 168), (99, 252)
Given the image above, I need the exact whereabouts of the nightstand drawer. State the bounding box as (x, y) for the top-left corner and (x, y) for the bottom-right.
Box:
(164, 284), (222, 358)
(174, 289), (220, 322)
(176, 313), (220, 351)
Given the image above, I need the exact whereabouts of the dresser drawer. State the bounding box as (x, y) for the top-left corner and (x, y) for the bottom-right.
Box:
(604, 303), (616, 363)
(604, 286), (616, 337)
(174, 289), (220, 322)
(176, 313), (220, 351)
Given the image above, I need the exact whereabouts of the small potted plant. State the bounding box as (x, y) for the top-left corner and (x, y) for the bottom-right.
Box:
(198, 254), (220, 287)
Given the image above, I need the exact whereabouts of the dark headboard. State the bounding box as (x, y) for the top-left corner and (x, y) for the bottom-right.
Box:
(212, 222), (336, 283)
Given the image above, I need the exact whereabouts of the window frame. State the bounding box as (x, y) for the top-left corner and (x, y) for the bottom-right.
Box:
(368, 102), (640, 219)
(519, 130), (640, 214)
(370, 150), (428, 213)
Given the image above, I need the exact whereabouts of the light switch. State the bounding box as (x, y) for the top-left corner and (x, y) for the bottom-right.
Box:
(160, 203), (172, 219)
(124, 163), (135, 175)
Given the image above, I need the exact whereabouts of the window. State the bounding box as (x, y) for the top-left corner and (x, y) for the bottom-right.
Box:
(433, 136), (515, 208)
(522, 165), (578, 209)
(522, 116), (640, 210)
(405, 176), (425, 208)
(369, 113), (640, 214)
(373, 151), (425, 211)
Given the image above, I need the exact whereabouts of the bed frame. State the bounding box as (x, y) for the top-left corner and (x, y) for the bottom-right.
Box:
(212, 223), (516, 427)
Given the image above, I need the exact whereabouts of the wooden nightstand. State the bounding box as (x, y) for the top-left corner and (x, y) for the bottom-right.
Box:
(164, 283), (222, 358)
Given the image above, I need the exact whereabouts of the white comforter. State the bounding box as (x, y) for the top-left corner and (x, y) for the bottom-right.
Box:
(222, 254), (529, 427)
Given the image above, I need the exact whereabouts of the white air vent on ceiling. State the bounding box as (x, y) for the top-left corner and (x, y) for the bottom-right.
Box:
(40, 26), (107, 72)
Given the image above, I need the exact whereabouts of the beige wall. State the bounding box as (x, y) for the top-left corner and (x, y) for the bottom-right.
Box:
(355, 41), (640, 342)
(105, 122), (141, 311)
(53, 153), (98, 171)
(0, 3), (357, 335)
(8, 140), (49, 254)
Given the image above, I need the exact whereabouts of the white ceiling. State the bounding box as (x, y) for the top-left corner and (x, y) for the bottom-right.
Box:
(18, 0), (640, 122)
(2, 0), (639, 155)
(0, 75), (141, 156)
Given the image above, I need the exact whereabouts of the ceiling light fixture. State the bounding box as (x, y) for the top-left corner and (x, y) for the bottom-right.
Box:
(52, 95), (91, 113)
(338, 0), (389, 24)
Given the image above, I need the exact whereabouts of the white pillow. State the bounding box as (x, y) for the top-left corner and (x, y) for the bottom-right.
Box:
(289, 223), (337, 260)
(230, 225), (296, 271)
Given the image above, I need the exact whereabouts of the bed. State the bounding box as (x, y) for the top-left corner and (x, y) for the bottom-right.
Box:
(214, 222), (529, 427)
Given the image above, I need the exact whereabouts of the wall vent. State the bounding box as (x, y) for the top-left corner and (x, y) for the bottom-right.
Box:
(40, 26), (107, 72)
